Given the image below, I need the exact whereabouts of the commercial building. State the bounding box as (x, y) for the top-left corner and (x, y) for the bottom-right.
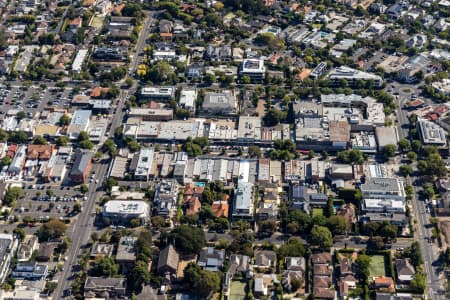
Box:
(8, 145), (26, 175)
(102, 200), (150, 224)
(140, 86), (175, 101)
(232, 182), (254, 221)
(128, 108), (173, 121)
(68, 110), (91, 139)
(132, 148), (155, 181)
(239, 59), (266, 81)
(237, 116), (262, 143)
(12, 262), (48, 280)
(310, 61), (328, 79)
(71, 49), (89, 72)
(202, 91), (238, 115)
(69, 150), (92, 184)
(328, 66), (384, 87)
(361, 177), (406, 201)
(362, 198), (406, 213)
(417, 119), (447, 146)
(375, 127), (399, 150)
(179, 88), (197, 114)
(154, 180), (179, 218)
(0, 234), (18, 283)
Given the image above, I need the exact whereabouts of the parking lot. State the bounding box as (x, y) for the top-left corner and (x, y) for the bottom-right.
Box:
(0, 84), (75, 116)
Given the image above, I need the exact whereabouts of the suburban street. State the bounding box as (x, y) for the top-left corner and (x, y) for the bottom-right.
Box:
(394, 93), (446, 300)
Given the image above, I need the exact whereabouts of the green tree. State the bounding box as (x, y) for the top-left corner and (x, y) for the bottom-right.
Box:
(382, 144), (397, 159)
(79, 140), (93, 150)
(407, 151), (417, 161)
(398, 138), (411, 152)
(399, 165), (413, 176)
(277, 237), (306, 259)
(13, 227), (26, 241)
(92, 256), (118, 277)
(410, 271), (425, 293)
(0, 128), (8, 142)
(311, 226), (333, 250)
(4, 187), (22, 206)
(410, 241), (423, 268)
(1, 156), (12, 167)
(59, 114), (71, 126)
(327, 215), (348, 235)
(151, 216), (166, 230)
(16, 111), (26, 121)
(127, 140), (141, 153)
(170, 225), (206, 254)
(248, 146), (262, 158)
(73, 202), (81, 214)
(56, 136), (70, 146)
(355, 254), (371, 281)
(184, 263), (221, 297)
(8, 131), (29, 144)
(307, 150), (315, 159)
(32, 136), (48, 145)
(422, 183), (435, 200)
(37, 219), (67, 241)
(80, 184), (89, 194)
(336, 149), (364, 164)
(102, 139), (117, 156)
(128, 260), (150, 292)
(258, 219), (277, 236)
(78, 131), (89, 141)
(204, 73), (216, 85)
(367, 236), (385, 250)
(45, 281), (58, 294)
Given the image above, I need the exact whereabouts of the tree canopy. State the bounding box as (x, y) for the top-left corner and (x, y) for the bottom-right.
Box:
(170, 225), (206, 255)
(183, 263), (221, 297)
(38, 219), (67, 241)
(311, 226), (333, 250)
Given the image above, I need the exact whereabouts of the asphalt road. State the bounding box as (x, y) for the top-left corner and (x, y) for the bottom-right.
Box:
(53, 160), (108, 299)
(394, 94), (446, 299)
(129, 11), (155, 76)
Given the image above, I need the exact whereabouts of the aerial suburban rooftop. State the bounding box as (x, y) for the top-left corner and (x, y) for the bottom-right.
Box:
(0, 0), (449, 299)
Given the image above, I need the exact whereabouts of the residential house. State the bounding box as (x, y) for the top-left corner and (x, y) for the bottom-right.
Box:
(312, 252), (334, 300)
(17, 236), (39, 262)
(336, 203), (357, 225)
(254, 250), (277, 269)
(395, 259), (415, 283)
(372, 276), (395, 292)
(198, 247), (225, 272)
(36, 242), (56, 262)
(90, 243), (114, 258)
(157, 245), (179, 276)
(282, 257), (306, 292)
(116, 236), (137, 274)
(223, 254), (250, 295)
(84, 277), (127, 299)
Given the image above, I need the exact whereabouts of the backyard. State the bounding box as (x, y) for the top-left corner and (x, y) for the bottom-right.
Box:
(229, 281), (247, 300)
(368, 255), (386, 278)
